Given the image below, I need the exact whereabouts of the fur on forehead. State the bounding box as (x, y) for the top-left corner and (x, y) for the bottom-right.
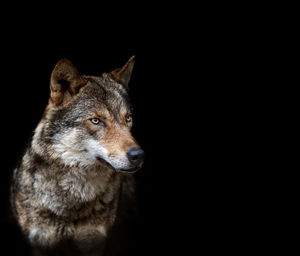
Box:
(78, 75), (132, 111)
(83, 75), (128, 94)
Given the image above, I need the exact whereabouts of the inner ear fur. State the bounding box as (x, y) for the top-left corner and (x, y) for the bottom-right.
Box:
(50, 59), (85, 106)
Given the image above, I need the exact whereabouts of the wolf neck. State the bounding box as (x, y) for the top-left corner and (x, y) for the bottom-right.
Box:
(27, 122), (121, 217)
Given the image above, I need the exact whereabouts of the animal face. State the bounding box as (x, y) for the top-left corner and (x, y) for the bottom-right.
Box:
(42, 57), (144, 172)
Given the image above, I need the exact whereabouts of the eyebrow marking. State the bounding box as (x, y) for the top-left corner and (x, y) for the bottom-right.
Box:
(84, 76), (132, 122)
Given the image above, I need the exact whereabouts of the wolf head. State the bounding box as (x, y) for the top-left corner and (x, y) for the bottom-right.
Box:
(34, 57), (144, 173)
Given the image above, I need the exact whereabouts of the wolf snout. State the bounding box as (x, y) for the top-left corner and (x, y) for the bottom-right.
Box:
(127, 148), (145, 167)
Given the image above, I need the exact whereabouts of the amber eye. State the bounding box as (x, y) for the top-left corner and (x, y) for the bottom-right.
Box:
(90, 118), (103, 125)
(125, 115), (132, 123)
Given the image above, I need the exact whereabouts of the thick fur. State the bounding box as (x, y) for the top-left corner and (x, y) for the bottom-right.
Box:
(11, 57), (142, 256)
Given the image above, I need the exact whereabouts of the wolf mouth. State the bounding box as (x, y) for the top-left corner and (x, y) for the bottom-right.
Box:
(95, 155), (113, 169)
(95, 156), (140, 173)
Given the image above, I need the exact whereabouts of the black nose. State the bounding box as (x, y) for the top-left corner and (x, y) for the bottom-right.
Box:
(127, 148), (145, 166)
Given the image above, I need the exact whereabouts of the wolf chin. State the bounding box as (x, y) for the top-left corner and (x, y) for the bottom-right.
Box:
(11, 56), (144, 256)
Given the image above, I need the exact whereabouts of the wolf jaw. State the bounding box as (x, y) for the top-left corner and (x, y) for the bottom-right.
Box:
(33, 123), (141, 172)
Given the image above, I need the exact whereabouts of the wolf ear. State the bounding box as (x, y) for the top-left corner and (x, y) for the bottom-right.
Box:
(109, 56), (135, 89)
(50, 59), (85, 106)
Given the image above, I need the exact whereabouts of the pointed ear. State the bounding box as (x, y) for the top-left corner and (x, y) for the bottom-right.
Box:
(50, 59), (85, 106)
(110, 56), (135, 89)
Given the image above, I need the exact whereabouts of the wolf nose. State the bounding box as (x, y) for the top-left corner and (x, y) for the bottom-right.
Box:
(127, 148), (145, 166)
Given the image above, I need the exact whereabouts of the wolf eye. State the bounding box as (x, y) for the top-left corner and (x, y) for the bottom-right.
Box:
(125, 115), (132, 123)
(90, 118), (103, 125)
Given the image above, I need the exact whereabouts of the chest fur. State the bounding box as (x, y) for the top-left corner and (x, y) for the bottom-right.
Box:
(25, 190), (120, 248)
(15, 161), (122, 247)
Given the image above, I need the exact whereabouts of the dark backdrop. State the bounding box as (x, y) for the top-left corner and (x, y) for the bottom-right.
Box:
(0, 31), (206, 255)
(0, 8), (256, 255)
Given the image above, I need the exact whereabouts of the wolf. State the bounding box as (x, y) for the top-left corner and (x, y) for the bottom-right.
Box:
(10, 56), (144, 256)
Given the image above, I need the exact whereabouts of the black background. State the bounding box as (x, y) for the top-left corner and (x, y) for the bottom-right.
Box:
(0, 30), (203, 255)
(0, 6), (260, 255)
